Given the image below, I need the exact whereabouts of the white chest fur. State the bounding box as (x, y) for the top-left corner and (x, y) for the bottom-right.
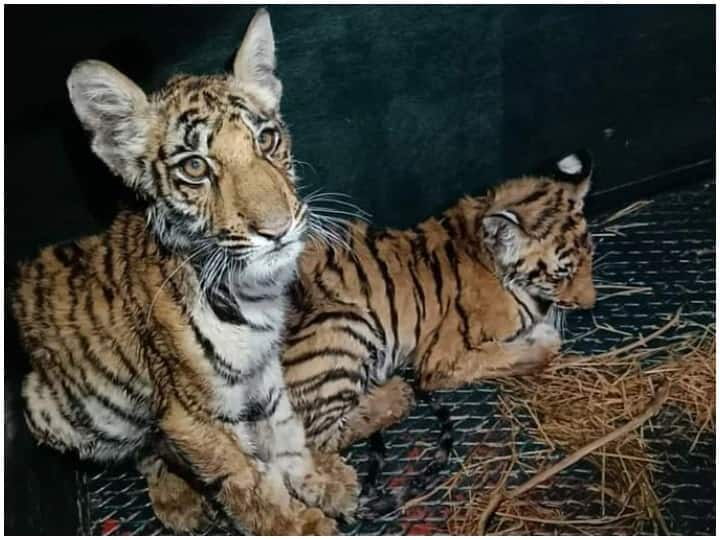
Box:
(193, 296), (289, 459)
(192, 297), (283, 368)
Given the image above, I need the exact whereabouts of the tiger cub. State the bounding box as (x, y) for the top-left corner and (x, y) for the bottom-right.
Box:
(12, 10), (356, 535)
(284, 153), (596, 452)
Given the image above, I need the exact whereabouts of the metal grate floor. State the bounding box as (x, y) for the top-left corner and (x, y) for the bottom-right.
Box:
(77, 180), (716, 535)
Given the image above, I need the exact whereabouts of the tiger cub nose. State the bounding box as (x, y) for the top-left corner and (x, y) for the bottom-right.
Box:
(252, 218), (292, 241)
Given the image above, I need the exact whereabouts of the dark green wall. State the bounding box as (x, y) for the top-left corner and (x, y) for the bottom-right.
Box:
(4, 5), (715, 534)
(5, 6), (715, 258)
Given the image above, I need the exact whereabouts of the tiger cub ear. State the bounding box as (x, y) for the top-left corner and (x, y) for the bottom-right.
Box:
(67, 60), (152, 193)
(481, 210), (527, 266)
(535, 149), (593, 211)
(233, 8), (282, 112)
(558, 151), (592, 210)
(555, 150), (593, 182)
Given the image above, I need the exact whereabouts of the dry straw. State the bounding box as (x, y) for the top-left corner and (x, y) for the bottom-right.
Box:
(398, 199), (714, 534)
(438, 313), (715, 535)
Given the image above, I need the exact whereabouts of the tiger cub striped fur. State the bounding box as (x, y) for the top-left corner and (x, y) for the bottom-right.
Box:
(284, 154), (596, 452)
(13, 10), (357, 535)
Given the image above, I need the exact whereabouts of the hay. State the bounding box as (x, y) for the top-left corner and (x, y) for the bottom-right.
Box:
(436, 315), (715, 535)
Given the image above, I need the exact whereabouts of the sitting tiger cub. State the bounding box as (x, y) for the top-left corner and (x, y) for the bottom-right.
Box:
(284, 152), (596, 452)
(12, 10), (357, 535)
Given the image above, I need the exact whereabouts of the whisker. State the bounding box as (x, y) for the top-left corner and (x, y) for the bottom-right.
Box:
(306, 196), (371, 214)
(292, 159), (318, 176)
(309, 206), (370, 222)
(309, 221), (353, 255)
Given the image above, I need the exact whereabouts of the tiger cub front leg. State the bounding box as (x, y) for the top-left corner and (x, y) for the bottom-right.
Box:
(270, 391), (359, 520)
(419, 322), (560, 390)
(159, 400), (335, 535)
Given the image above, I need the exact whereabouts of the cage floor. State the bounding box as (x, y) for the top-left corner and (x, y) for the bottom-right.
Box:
(77, 180), (716, 535)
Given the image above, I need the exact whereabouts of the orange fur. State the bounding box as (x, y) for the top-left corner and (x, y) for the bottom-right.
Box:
(284, 174), (596, 451)
(13, 10), (358, 534)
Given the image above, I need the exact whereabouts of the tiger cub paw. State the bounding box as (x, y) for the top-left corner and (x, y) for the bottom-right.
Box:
(527, 322), (561, 353)
(292, 451), (359, 521)
(253, 499), (335, 535)
(298, 507), (338, 535)
(377, 376), (416, 425)
(138, 456), (211, 533)
(511, 323), (561, 372)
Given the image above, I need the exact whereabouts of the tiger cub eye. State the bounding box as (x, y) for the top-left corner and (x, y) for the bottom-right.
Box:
(182, 156), (208, 179)
(257, 127), (280, 154)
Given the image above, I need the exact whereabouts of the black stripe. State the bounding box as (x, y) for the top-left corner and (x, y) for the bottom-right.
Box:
(561, 214), (578, 234)
(124, 235), (209, 420)
(41, 358), (128, 444)
(108, 337), (144, 383)
(228, 94), (249, 110)
(514, 187), (549, 207)
(190, 319), (224, 365)
(440, 216), (462, 242)
(556, 243), (573, 261)
(218, 388), (282, 424)
(313, 271), (336, 300)
(411, 287), (423, 349)
(288, 367), (364, 395)
(184, 118), (207, 149)
(283, 347), (361, 369)
(306, 400), (357, 438)
(175, 108), (200, 128)
(441, 222), (475, 350)
(297, 310), (381, 342)
(189, 319), (264, 385)
(52, 243), (81, 267)
(274, 414), (297, 427)
(408, 258), (426, 319)
(31, 260), (46, 323)
(334, 325), (377, 357)
(533, 189), (564, 235)
(306, 401), (350, 426)
(32, 363), (88, 438)
(506, 288), (534, 332)
(525, 259), (548, 284)
(284, 326), (316, 348)
(24, 411), (60, 448)
(429, 252), (444, 308)
(324, 245), (348, 289)
(163, 259), (191, 318)
(411, 231), (431, 265)
(77, 334), (150, 412)
(151, 159), (165, 191)
(307, 415), (345, 439)
(297, 389), (359, 413)
(364, 231), (400, 365)
(205, 283), (275, 331)
(347, 232), (373, 305)
(86, 384), (150, 428)
(69, 335), (151, 428)
(202, 91), (223, 110)
(418, 326), (442, 376)
(347, 231), (388, 346)
(66, 245), (85, 325)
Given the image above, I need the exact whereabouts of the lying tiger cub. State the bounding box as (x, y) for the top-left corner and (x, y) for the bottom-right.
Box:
(285, 152), (596, 453)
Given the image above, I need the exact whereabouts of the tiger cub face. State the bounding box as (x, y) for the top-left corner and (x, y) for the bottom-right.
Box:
(67, 10), (304, 283)
(482, 154), (596, 310)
